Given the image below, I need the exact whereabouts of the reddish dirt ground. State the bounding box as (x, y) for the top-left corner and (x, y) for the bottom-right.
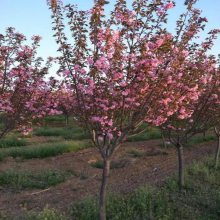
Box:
(0, 139), (216, 218)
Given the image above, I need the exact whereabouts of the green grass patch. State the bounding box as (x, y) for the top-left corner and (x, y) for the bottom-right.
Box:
(127, 149), (146, 157)
(71, 158), (220, 220)
(0, 169), (74, 190)
(128, 148), (168, 158)
(90, 159), (129, 170)
(17, 207), (68, 220)
(90, 160), (104, 169)
(34, 126), (89, 140)
(127, 127), (161, 142)
(8, 157), (220, 219)
(0, 136), (27, 148)
(44, 115), (67, 122)
(33, 115), (68, 124)
(0, 140), (90, 161)
(186, 134), (216, 147)
(159, 134), (216, 149)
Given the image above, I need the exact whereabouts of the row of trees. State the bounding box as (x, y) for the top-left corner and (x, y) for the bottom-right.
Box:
(0, 0), (220, 220)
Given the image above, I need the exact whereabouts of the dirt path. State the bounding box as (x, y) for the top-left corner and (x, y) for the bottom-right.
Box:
(0, 139), (216, 218)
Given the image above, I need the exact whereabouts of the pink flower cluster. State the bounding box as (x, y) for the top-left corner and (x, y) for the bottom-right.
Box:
(0, 28), (60, 137)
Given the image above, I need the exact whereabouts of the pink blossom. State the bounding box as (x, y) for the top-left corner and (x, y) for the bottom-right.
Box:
(113, 72), (123, 81)
(165, 2), (174, 10)
(107, 132), (113, 140)
(156, 39), (164, 47)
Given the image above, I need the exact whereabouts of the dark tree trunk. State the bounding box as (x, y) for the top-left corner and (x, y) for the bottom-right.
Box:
(176, 143), (184, 190)
(0, 133), (4, 139)
(99, 158), (111, 220)
(0, 128), (9, 140)
(65, 115), (69, 127)
(0, 132), (5, 139)
(161, 131), (167, 148)
(43, 119), (46, 127)
(185, 134), (188, 143)
(215, 135), (220, 169)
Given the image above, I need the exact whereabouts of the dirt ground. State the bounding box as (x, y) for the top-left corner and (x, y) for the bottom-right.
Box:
(0, 139), (216, 218)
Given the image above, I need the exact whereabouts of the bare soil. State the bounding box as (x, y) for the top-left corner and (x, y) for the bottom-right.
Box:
(0, 139), (216, 218)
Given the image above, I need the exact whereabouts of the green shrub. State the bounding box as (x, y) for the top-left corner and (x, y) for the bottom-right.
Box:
(90, 159), (128, 170)
(0, 136), (27, 148)
(70, 187), (173, 220)
(186, 135), (216, 147)
(0, 140), (90, 161)
(34, 127), (67, 137)
(71, 198), (98, 220)
(127, 149), (145, 157)
(44, 115), (67, 122)
(127, 127), (161, 142)
(186, 158), (220, 186)
(0, 169), (73, 190)
(34, 126), (89, 140)
(90, 160), (104, 169)
(23, 207), (67, 220)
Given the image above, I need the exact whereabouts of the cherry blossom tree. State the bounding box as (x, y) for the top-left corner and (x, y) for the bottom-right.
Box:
(197, 67), (220, 169)
(161, 56), (220, 189)
(197, 70), (220, 170)
(54, 84), (76, 126)
(204, 66), (220, 169)
(50, 0), (218, 219)
(0, 27), (59, 138)
(214, 126), (220, 168)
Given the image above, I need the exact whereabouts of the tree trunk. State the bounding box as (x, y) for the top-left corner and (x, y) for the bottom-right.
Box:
(176, 143), (184, 190)
(0, 132), (5, 139)
(65, 115), (69, 127)
(43, 119), (46, 127)
(161, 131), (167, 148)
(214, 135), (220, 169)
(99, 158), (111, 220)
(0, 128), (9, 139)
(185, 134), (188, 143)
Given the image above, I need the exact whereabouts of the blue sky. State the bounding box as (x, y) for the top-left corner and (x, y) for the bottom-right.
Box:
(0, 0), (220, 62)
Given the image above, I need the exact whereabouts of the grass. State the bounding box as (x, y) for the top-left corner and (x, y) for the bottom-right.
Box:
(23, 207), (68, 220)
(3, 157), (219, 219)
(159, 134), (216, 148)
(0, 136), (27, 148)
(127, 127), (161, 142)
(44, 115), (67, 122)
(186, 134), (216, 147)
(90, 159), (129, 169)
(33, 115), (69, 124)
(127, 149), (146, 157)
(70, 157), (220, 220)
(4, 207), (68, 220)
(128, 148), (168, 158)
(0, 169), (73, 190)
(0, 140), (90, 161)
(90, 160), (104, 169)
(34, 126), (89, 140)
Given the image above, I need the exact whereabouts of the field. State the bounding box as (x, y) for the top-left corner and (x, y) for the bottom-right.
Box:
(1, 1), (220, 219)
(0, 116), (219, 219)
